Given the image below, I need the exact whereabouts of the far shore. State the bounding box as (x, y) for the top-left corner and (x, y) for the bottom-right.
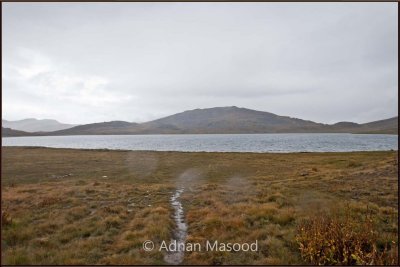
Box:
(0, 145), (398, 154)
(2, 131), (399, 138)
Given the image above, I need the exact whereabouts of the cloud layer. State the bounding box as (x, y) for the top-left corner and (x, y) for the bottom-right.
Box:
(2, 3), (398, 124)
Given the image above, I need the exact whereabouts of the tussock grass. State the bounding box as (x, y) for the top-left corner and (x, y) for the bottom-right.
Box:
(296, 205), (398, 265)
(1, 206), (13, 227)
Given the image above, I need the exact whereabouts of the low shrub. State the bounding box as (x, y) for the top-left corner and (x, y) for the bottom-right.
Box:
(296, 207), (398, 265)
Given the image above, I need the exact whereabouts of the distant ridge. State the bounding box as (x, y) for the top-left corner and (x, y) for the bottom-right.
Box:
(2, 107), (398, 137)
(2, 118), (77, 132)
(138, 106), (328, 134)
(52, 121), (139, 135)
(1, 127), (38, 137)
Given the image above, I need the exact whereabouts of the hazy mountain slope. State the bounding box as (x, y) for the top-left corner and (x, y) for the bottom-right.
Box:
(356, 117), (398, 134)
(50, 121), (139, 135)
(2, 119), (77, 132)
(140, 106), (328, 133)
(2, 127), (38, 137)
(328, 117), (398, 134)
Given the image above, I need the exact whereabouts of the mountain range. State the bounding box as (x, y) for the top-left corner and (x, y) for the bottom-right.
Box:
(2, 107), (398, 137)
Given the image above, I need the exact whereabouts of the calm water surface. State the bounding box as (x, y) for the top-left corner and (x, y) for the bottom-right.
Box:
(2, 134), (398, 152)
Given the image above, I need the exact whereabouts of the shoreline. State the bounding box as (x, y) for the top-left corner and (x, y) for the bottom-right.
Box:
(2, 132), (398, 138)
(1, 145), (398, 155)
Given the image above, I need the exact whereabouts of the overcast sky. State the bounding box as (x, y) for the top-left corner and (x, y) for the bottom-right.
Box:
(2, 3), (398, 124)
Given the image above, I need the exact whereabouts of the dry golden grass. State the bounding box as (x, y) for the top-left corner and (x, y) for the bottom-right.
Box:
(296, 205), (398, 265)
(1, 147), (398, 265)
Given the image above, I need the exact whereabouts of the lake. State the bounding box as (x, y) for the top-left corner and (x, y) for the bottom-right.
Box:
(1, 134), (398, 153)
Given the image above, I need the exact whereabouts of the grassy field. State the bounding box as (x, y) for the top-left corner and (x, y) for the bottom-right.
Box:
(1, 147), (398, 265)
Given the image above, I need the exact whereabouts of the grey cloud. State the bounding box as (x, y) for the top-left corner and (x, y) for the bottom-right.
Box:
(2, 3), (397, 124)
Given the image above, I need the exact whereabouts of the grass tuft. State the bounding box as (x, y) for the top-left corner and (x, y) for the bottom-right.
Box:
(1, 207), (13, 226)
(296, 206), (398, 265)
